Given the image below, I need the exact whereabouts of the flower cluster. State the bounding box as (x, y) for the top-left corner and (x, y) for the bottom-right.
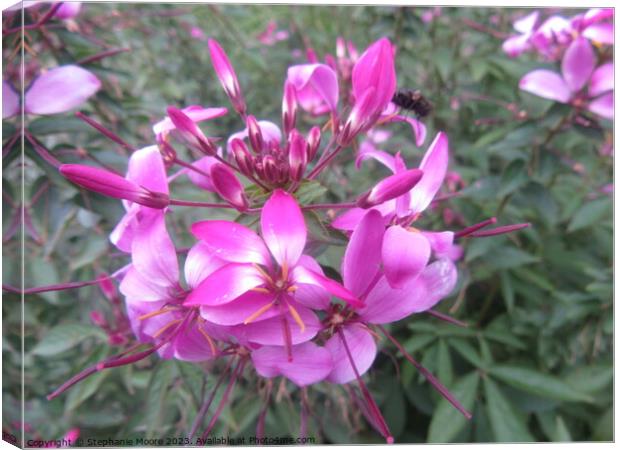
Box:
(32, 36), (529, 442)
(504, 9), (614, 122)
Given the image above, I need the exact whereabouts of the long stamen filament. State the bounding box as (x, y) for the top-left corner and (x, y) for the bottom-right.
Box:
(243, 301), (276, 325)
(287, 302), (306, 333)
(138, 307), (174, 321)
(152, 319), (183, 338)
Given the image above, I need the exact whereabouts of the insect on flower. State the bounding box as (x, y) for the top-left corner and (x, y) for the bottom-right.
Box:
(391, 88), (433, 118)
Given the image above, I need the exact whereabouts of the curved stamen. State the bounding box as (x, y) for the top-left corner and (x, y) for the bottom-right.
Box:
(286, 301), (305, 333)
(243, 301), (276, 325)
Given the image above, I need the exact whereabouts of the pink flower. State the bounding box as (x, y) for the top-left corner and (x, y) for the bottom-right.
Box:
(3, 65), (100, 118)
(257, 20), (289, 46)
(502, 11), (540, 57)
(184, 190), (361, 357)
(519, 37), (613, 119)
(286, 64), (339, 116)
(325, 210), (457, 384)
(152, 105), (227, 139)
(54, 2), (82, 20)
(119, 213), (221, 362)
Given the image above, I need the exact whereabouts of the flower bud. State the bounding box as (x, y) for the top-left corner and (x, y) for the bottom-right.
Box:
(357, 168), (423, 209)
(230, 138), (254, 178)
(246, 115), (264, 153)
(167, 106), (217, 155)
(306, 126), (321, 162)
(208, 39), (246, 116)
(59, 164), (169, 208)
(97, 274), (117, 302)
(210, 163), (249, 211)
(90, 311), (107, 327)
(262, 155), (278, 184)
(288, 130), (307, 182)
(282, 81), (298, 136)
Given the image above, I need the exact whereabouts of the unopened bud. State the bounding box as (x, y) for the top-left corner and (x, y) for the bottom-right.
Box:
(282, 81), (298, 136)
(59, 164), (169, 209)
(167, 106), (217, 156)
(246, 115), (264, 153)
(210, 163), (249, 211)
(230, 138), (254, 178)
(90, 311), (107, 327)
(357, 169), (423, 208)
(208, 39), (246, 116)
(262, 155), (278, 184)
(97, 274), (117, 302)
(306, 126), (321, 162)
(288, 130), (307, 182)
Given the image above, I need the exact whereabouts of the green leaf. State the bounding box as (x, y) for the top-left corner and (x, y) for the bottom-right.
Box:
(31, 324), (107, 356)
(436, 339), (453, 387)
(480, 247), (539, 270)
(28, 116), (92, 135)
(567, 198), (611, 232)
(500, 271), (515, 312)
(553, 416), (571, 442)
(498, 159), (528, 197)
(487, 365), (594, 403)
(448, 338), (486, 368)
(145, 362), (175, 438)
(65, 362), (110, 411)
(294, 180), (328, 204)
(483, 377), (534, 442)
(427, 371), (479, 443)
(564, 364), (613, 395)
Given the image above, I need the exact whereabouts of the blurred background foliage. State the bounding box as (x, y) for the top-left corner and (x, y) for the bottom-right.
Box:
(2, 3), (613, 444)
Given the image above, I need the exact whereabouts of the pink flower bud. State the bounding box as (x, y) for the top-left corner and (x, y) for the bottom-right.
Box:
(325, 53), (337, 71)
(246, 115), (264, 153)
(351, 37), (396, 123)
(306, 126), (321, 162)
(288, 130), (308, 182)
(262, 155), (278, 183)
(59, 164), (169, 208)
(90, 311), (107, 327)
(166, 106), (217, 155)
(210, 163), (249, 211)
(97, 274), (117, 301)
(306, 47), (318, 63)
(230, 138), (254, 178)
(357, 168), (424, 208)
(208, 39), (246, 116)
(282, 81), (298, 136)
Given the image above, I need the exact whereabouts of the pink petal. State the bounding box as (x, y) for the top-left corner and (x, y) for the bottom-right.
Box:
(185, 156), (218, 192)
(119, 267), (170, 302)
(184, 263), (264, 307)
(352, 38), (397, 118)
(355, 141), (396, 172)
(502, 34), (532, 58)
(183, 241), (228, 289)
(342, 210), (384, 297)
(514, 10), (539, 33)
(561, 37), (595, 93)
(109, 206), (140, 252)
(331, 202), (395, 231)
(152, 106), (227, 136)
(385, 115), (427, 147)
(126, 145), (169, 195)
(261, 189), (306, 267)
(382, 226), (431, 289)
(587, 92), (613, 120)
(191, 220), (271, 267)
(24, 65), (100, 115)
(53, 2), (82, 19)
(172, 324), (217, 361)
(125, 297), (172, 341)
(252, 342), (333, 386)
(287, 64), (339, 114)
(208, 39), (246, 115)
(358, 169), (423, 209)
(231, 302), (321, 346)
(582, 23), (614, 45)
(588, 63), (613, 98)
(360, 257), (458, 324)
(325, 324), (376, 384)
(293, 255), (330, 310)
(210, 163), (248, 210)
(519, 69), (571, 103)
(199, 291), (278, 325)
(421, 230), (455, 255)
(131, 213), (179, 287)
(292, 265), (363, 308)
(409, 132), (449, 215)
(3, 81), (19, 119)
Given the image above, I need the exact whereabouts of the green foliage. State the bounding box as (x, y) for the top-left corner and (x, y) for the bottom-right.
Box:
(2, 4), (612, 445)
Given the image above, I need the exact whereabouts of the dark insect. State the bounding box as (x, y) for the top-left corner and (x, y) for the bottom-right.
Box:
(392, 89), (433, 118)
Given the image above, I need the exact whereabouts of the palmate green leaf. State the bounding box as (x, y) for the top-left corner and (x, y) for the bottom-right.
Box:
(483, 377), (534, 442)
(567, 198), (612, 232)
(563, 364), (613, 395)
(427, 371), (479, 443)
(487, 365), (594, 403)
(479, 247), (539, 271)
(31, 324), (107, 356)
(447, 338), (486, 369)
